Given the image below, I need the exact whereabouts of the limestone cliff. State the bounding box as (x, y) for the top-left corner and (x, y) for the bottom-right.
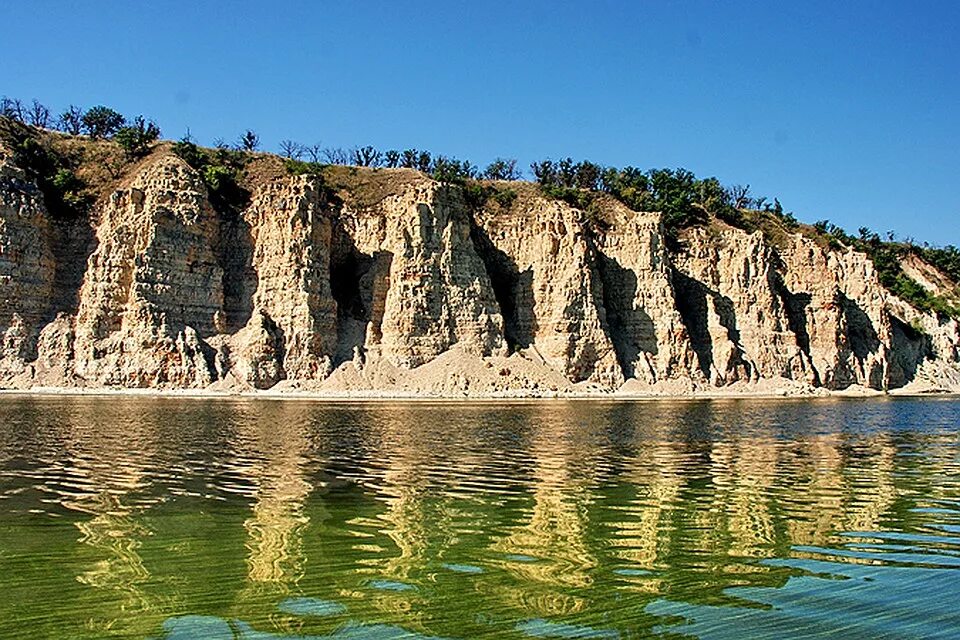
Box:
(1, 137), (958, 396)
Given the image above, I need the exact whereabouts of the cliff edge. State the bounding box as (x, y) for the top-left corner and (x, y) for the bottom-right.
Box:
(2, 125), (958, 397)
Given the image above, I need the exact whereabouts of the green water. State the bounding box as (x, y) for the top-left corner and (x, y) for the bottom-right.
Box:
(0, 397), (959, 639)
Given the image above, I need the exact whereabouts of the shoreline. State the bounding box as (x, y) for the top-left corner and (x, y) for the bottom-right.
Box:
(1, 386), (956, 403)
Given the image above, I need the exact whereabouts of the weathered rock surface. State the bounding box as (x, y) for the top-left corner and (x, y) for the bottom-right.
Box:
(69, 154), (222, 387)
(589, 199), (698, 386)
(0, 145), (56, 378)
(333, 179), (506, 369)
(473, 190), (622, 386)
(232, 176), (337, 386)
(1, 148), (958, 396)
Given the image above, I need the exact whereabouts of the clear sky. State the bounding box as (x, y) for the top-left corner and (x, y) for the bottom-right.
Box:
(3, 1), (958, 245)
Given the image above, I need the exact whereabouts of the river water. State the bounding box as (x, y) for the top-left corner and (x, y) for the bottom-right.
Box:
(0, 396), (958, 639)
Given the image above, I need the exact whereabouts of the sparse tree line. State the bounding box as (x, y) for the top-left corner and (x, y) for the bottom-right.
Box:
(1, 97), (160, 158)
(278, 139), (522, 183)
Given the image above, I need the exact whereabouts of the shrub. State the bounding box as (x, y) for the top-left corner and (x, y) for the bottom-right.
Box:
(284, 158), (325, 175)
(81, 106), (125, 138)
(172, 137), (205, 169)
(809, 221), (960, 319)
(493, 187), (517, 208)
(114, 116), (160, 157)
(918, 245), (960, 283)
(171, 136), (249, 215)
(462, 182), (491, 208)
(0, 123), (89, 219)
(484, 158), (521, 181)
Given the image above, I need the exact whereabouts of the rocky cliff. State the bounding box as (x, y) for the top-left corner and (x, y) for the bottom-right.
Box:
(2, 135), (958, 397)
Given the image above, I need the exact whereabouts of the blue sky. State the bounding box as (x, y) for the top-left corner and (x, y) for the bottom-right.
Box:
(3, 1), (958, 245)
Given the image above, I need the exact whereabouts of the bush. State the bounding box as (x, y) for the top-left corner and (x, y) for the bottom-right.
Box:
(171, 136), (249, 215)
(918, 245), (960, 283)
(461, 182), (492, 208)
(809, 221), (960, 319)
(51, 168), (82, 192)
(493, 187), (517, 208)
(82, 106), (124, 138)
(484, 158), (521, 181)
(172, 138), (205, 169)
(114, 116), (160, 157)
(284, 158), (325, 175)
(0, 122), (89, 219)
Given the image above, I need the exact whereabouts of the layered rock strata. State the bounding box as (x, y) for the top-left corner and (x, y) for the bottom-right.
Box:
(1, 147), (958, 396)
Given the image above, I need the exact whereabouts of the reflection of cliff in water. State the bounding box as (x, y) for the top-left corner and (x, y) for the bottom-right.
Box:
(57, 401), (165, 638)
(0, 398), (957, 639)
(230, 404), (316, 595)
(488, 404), (602, 617)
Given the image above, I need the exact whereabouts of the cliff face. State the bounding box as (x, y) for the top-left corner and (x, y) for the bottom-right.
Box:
(1, 143), (958, 396)
(0, 145), (56, 379)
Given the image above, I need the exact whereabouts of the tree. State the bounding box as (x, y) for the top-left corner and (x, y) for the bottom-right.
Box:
(27, 100), (51, 128)
(304, 143), (323, 163)
(322, 147), (349, 164)
(431, 156), (465, 183)
(728, 184), (751, 209)
(238, 130), (259, 151)
(483, 158), (521, 180)
(556, 157), (577, 187)
(279, 139), (304, 159)
(114, 116), (160, 157)
(0, 97), (25, 122)
(82, 105), (125, 138)
(57, 105), (84, 135)
(352, 145), (382, 167)
(530, 160), (556, 185)
(415, 150), (432, 172)
(400, 149), (419, 169)
(573, 161), (602, 190)
(384, 150), (401, 168)
(459, 159), (479, 179)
